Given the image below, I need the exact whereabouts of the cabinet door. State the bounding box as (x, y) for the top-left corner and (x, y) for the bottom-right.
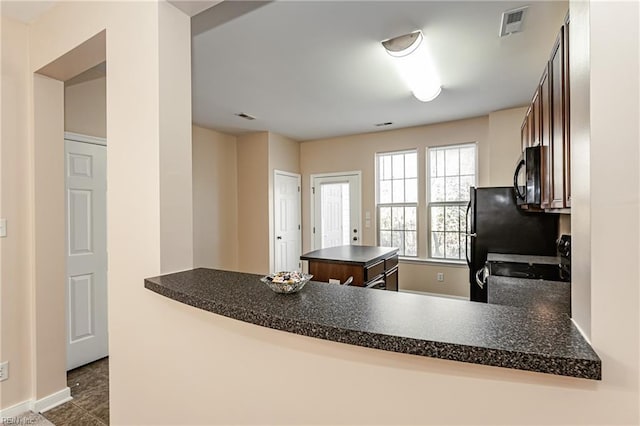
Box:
(540, 65), (551, 208)
(521, 108), (531, 152)
(563, 15), (571, 207)
(550, 28), (566, 209)
(531, 88), (541, 146)
(385, 266), (398, 292)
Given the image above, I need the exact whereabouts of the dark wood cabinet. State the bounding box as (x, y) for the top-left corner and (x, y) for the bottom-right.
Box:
(301, 245), (399, 290)
(540, 65), (551, 209)
(563, 13), (571, 207)
(521, 106), (531, 151)
(520, 14), (570, 212)
(550, 28), (566, 209)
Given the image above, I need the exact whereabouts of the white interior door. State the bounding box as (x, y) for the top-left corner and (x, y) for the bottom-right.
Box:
(311, 172), (361, 249)
(65, 137), (108, 370)
(274, 171), (302, 272)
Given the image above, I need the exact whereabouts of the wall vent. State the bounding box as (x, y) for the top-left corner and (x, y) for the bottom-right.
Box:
(499, 6), (528, 37)
(235, 112), (256, 120)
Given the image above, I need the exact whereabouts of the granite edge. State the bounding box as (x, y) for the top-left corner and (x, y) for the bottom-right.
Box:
(144, 278), (601, 380)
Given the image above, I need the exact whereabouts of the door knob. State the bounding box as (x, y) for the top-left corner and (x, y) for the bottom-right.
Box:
(276, 236), (282, 240)
(353, 237), (358, 241)
(353, 229), (358, 233)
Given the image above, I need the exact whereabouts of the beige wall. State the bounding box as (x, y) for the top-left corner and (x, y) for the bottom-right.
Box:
(192, 125), (238, 270)
(236, 132), (270, 274)
(0, 0), (193, 419)
(569, 0), (591, 337)
(488, 106), (528, 186)
(159, 1), (193, 274)
(64, 74), (106, 138)
(32, 74), (67, 400)
(0, 16), (33, 409)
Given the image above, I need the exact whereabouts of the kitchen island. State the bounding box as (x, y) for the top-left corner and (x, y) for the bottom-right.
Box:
(300, 245), (398, 289)
(144, 268), (600, 380)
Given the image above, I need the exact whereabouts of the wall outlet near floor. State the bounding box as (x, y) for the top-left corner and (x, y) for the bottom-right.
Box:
(0, 361), (9, 381)
(0, 218), (6, 238)
(437, 272), (444, 282)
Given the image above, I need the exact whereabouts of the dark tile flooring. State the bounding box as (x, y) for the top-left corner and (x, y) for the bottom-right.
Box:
(43, 357), (109, 425)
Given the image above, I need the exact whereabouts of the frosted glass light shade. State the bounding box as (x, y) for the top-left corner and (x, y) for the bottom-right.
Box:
(382, 30), (441, 102)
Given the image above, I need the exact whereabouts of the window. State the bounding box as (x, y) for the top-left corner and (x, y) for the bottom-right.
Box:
(376, 150), (418, 256)
(428, 143), (476, 260)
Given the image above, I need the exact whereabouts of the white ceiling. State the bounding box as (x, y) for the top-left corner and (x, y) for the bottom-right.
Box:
(192, 1), (568, 141)
(1, 0), (568, 142)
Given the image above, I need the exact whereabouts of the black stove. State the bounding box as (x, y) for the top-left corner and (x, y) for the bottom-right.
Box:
(487, 235), (571, 282)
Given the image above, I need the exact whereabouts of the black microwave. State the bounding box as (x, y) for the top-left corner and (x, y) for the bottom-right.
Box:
(513, 146), (542, 206)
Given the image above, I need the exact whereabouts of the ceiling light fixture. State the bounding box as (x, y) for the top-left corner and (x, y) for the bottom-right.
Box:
(381, 30), (441, 102)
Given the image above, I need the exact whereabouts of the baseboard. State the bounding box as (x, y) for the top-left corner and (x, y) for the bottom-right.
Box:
(0, 386), (71, 418)
(399, 289), (467, 300)
(33, 387), (72, 413)
(0, 400), (32, 419)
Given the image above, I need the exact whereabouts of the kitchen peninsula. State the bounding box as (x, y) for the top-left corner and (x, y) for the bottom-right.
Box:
(144, 268), (601, 380)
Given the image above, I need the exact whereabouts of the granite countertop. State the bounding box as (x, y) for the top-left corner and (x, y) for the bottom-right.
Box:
(488, 275), (571, 316)
(300, 245), (398, 265)
(144, 268), (601, 380)
(487, 253), (561, 265)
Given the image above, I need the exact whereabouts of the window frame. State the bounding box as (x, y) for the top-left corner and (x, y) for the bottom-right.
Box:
(426, 143), (477, 262)
(375, 149), (419, 257)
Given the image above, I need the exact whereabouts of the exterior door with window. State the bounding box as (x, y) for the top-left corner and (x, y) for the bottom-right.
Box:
(311, 173), (361, 249)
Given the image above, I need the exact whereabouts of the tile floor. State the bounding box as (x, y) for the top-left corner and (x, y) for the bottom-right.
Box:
(42, 357), (109, 425)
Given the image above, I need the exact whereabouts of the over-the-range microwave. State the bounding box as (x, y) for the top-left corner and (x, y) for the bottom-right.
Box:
(513, 145), (542, 207)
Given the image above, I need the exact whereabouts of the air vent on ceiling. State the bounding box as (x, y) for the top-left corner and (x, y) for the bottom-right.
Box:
(499, 6), (528, 37)
(375, 122), (393, 127)
(235, 112), (256, 120)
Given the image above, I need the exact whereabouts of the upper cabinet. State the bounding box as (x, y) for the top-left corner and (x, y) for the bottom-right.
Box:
(521, 12), (570, 212)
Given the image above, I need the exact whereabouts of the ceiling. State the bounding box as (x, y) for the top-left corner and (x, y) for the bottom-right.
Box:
(192, 1), (568, 141)
(1, 0), (568, 142)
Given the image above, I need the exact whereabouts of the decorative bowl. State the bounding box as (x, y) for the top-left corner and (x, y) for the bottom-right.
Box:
(261, 271), (313, 294)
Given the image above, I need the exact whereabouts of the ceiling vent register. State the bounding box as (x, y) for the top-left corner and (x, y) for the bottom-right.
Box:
(499, 6), (528, 37)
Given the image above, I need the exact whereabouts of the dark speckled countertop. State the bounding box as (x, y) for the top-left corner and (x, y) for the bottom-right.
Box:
(144, 268), (601, 380)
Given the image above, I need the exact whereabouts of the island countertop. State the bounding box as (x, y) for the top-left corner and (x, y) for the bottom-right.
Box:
(144, 268), (601, 380)
(300, 245), (398, 265)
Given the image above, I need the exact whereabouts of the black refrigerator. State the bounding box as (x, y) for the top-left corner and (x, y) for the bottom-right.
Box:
(466, 187), (558, 302)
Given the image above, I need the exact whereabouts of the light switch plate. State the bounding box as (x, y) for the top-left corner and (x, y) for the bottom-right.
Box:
(0, 361), (8, 381)
(0, 219), (6, 238)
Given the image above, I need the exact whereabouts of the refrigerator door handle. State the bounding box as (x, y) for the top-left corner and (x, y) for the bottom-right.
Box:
(465, 201), (472, 266)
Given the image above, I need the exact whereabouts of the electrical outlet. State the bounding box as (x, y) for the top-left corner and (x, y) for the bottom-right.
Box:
(0, 218), (6, 238)
(0, 361), (8, 381)
(437, 272), (444, 282)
